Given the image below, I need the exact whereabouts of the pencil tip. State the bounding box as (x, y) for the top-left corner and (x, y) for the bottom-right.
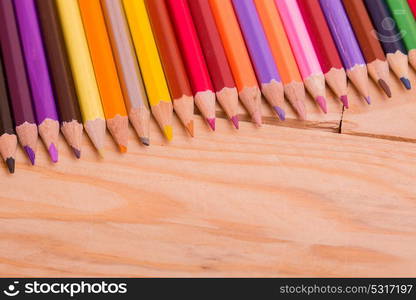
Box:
(253, 112), (262, 127)
(378, 79), (392, 97)
(163, 125), (173, 141)
(6, 157), (15, 174)
(231, 115), (239, 129)
(140, 137), (150, 146)
(340, 95), (349, 109)
(273, 106), (286, 121)
(185, 121), (194, 137)
(207, 118), (215, 131)
(316, 96), (328, 113)
(72, 147), (81, 159)
(97, 149), (105, 157)
(48, 143), (58, 163)
(400, 77), (411, 90)
(119, 145), (127, 153)
(365, 96), (371, 105)
(24, 146), (35, 165)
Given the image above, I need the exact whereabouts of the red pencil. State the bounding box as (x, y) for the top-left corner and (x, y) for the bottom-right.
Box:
(166, 0), (216, 130)
(408, 0), (416, 18)
(297, 0), (348, 108)
(188, 0), (239, 129)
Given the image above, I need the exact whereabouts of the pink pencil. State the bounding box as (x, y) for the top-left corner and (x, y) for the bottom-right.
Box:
(167, 0), (216, 130)
(274, 0), (327, 113)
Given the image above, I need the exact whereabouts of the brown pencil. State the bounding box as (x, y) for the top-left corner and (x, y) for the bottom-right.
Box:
(0, 53), (17, 173)
(35, 0), (83, 158)
(342, 0), (392, 97)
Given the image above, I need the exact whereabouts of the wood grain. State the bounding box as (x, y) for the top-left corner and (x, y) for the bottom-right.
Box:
(341, 64), (416, 142)
(0, 111), (415, 277)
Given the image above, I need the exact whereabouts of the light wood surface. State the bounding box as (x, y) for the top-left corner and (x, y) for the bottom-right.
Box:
(1, 72), (416, 279)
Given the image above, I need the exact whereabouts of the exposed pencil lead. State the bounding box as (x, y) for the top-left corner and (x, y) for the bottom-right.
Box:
(140, 137), (150, 146)
(340, 95), (349, 109)
(273, 106), (286, 121)
(378, 79), (392, 97)
(6, 157), (15, 174)
(119, 145), (127, 153)
(163, 125), (173, 141)
(400, 77), (411, 90)
(24, 146), (35, 165)
(315, 96), (328, 113)
(207, 118), (216, 131)
(185, 121), (194, 137)
(48, 143), (58, 163)
(72, 147), (81, 159)
(231, 115), (239, 129)
(365, 96), (371, 105)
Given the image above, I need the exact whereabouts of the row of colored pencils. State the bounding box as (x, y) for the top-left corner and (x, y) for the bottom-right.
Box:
(0, 0), (415, 174)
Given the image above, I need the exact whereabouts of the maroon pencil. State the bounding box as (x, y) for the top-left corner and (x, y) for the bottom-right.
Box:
(188, 0), (239, 129)
(0, 0), (38, 165)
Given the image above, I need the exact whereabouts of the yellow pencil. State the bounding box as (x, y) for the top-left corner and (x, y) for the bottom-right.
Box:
(122, 0), (173, 141)
(56, 0), (106, 154)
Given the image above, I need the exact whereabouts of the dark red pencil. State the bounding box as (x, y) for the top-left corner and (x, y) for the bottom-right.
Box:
(188, 0), (239, 129)
(297, 0), (348, 107)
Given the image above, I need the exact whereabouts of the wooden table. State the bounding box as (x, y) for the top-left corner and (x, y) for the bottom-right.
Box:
(1, 68), (415, 277)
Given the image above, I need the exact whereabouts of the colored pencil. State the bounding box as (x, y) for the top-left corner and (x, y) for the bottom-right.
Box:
(409, 0), (416, 18)
(122, 0), (173, 140)
(167, 0), (216, 131)
(254, 0), (306, 119)
(275, 0), (328, 113)
(14, 0), (60, 163)
(100, 0), (150, 145)
(342, 0), (391, 97)
(35, 0), (83, 158)
(188, 0), (239, 128)
(319, 0), (371, 104)
(0, 0), (38, 165)
(56, 0), (106, 155)
(145, 0), (194, 136)
(232, 0), (286, 121)
(297, 0), (349, 108)
(364, 0), (411, 89)
(385, 0), (416, 70)
(78, 0), (129, 152)
(0, 54), (17, 173)
(209, 0), (262, 126)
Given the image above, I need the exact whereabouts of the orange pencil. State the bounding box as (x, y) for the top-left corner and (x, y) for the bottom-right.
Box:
(78, 0), (128, 152)
(253, 0), (306, 120)
(209, 0), (262, 126)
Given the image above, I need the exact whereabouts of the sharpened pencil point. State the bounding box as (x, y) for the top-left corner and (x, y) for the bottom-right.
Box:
(207, 118), (216, 131)
(378, 79), (392, 97)
(273, 106), (286, 121)
(400, 77), (411, 90)
(140, 137), (150, 146)
(6, 158), (15, 174)
(315, 96), (328, 113)
(24, 146), (35, 165)
(185, 121), (194, 137)
(163, 125), (173, 141)
(231, 115), (239, 129)
(365, 96), (371, 105)
(340, 95), (349, 109)
(97, 149), (105, 158)
(48, 143), (58, 163)
(253, 112), (262, 127)
(72, 147), (81, 159)
(119, 145), (127, 153)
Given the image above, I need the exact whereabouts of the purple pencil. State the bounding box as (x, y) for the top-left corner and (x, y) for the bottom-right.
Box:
(319, 0), (371, 104)
(0, 0), (38, 165)
(14, 0), (60, 162)
(231, 0), (285, 120)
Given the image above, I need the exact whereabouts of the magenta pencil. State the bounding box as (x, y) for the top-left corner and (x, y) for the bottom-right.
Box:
(14, 0), (60, 162)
